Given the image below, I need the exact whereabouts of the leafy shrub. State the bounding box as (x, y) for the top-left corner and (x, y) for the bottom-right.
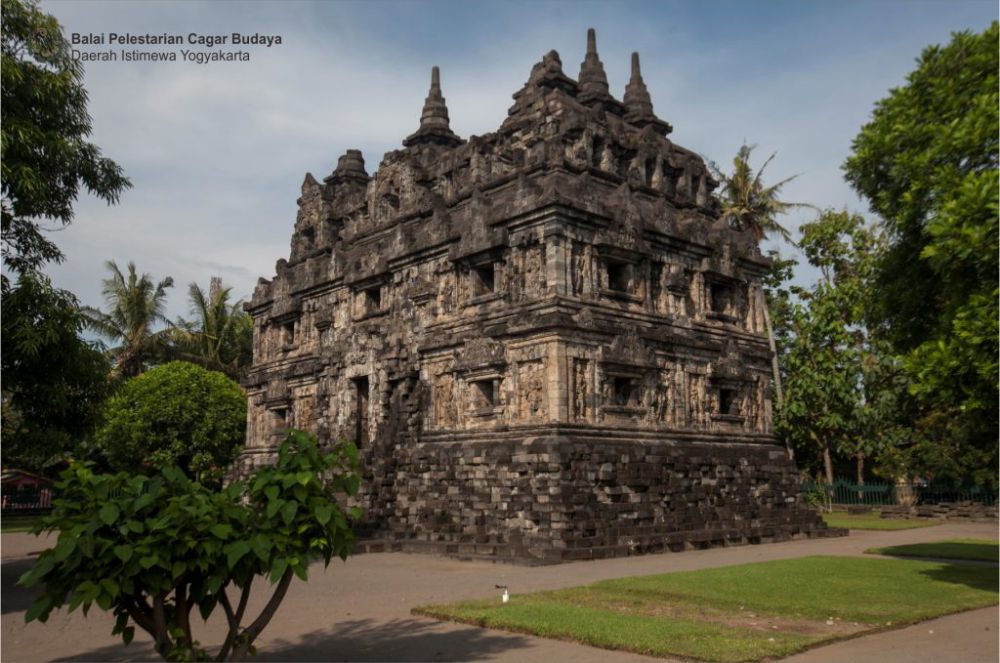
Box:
(20, 429), (361, 661)
(94, 361), (246, 481)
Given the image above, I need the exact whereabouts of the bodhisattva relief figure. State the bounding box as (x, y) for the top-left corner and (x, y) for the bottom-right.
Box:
(524, 246), (544, 298)
(688, 374), (705, 428)
(433, 375), (457, 426)
(653, 372), (670, 422)
(599, 143), (615, 172)
(438, 273), (455, 315)
(509, 252), (524, 302)
(748, 376), (768, 432)
(526, 372), (546, 418)
(600, 378), (613, 418)
(571, 247), (581, 296)
(573, 360), (589, 420)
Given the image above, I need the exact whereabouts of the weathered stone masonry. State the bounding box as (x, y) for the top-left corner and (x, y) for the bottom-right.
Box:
(239, 30), (840, 563)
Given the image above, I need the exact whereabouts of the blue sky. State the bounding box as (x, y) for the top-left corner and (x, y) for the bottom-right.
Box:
(41, 0), (998, 320)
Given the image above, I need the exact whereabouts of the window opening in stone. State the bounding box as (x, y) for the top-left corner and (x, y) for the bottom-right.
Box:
(472, 264), (495, 296)
(591, 137), (604, 168)
(364, 286), (381, 312)
(300, 226), (315, 247)
(719, 388), (739, 416)
(354, 376), (370, 447)
(271, 407), (288, 433)
(607, 261), (630, 292)
(612, 376), (638, 407)
(663, 163), (678, 196)
(472, 378), (498, 410)
(709, 283), (733, 315)
(281, 321), (295, 346)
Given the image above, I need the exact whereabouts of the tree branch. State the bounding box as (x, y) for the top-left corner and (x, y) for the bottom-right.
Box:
(234, 576), (253, 626)
(151, 594), (172, 657)
(175, 583), (192, 649)
(230, 569), (294, 660)
(123, 598), (155, 637)
(216, 579), (253, 662)
(216, 592), (238, 662)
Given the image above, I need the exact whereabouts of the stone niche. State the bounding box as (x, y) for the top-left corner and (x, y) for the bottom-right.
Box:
(237, 29), (841, 563)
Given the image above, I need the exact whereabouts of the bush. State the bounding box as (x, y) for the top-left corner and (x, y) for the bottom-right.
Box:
(20, 429), (361, 661)
(94, 361), (246, 481)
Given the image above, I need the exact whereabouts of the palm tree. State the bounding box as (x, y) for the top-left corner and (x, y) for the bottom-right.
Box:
(82, 260), (174, 378)
(710, 144), (813, 460)
(170, 277), (253, 379)
(710, 143), (811, 242)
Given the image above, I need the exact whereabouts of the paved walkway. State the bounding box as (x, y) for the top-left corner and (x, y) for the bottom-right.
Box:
(2, 520), (997, 662)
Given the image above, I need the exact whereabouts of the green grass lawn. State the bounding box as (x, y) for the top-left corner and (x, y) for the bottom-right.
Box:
(0, 514), (46, 533)
(867, 539), (1000, 562)
(414, 556), (998, 663)
(822, 511), (941, 530)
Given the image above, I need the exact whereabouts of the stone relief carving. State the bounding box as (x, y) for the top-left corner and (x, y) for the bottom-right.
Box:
(572, 358), (590, 421)
(571, 242), (594, 297)
(455, 337), (507, 371)
(518, 360), (547, 420)
(433, 374), (457, 426)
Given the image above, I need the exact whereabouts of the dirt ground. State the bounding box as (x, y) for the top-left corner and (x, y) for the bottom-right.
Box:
(2, 520), (997, 662)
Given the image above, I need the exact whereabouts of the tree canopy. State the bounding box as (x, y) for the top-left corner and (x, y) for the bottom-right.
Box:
(1, 0), (130, 286)
(170, 277), (254, 380)
(843, 22), (998, 486)
(777, 211), (907, 484)
(709, 143), (811, 243)
(1, 0), (130, 473)
(93, 361), (246, 482)
(83, 260), (174, 378)
(1, 272), (111, 472)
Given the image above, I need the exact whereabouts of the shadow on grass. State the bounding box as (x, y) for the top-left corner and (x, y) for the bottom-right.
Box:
(49, 618), (533, 662)
(879, 541), (999, 564)
(1, 557), (39, 614)
(920, 562), (999, 594)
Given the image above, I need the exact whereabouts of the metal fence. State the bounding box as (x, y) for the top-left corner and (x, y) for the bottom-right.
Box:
(1, 488), (54, 513)
(802, 478), (997, 507)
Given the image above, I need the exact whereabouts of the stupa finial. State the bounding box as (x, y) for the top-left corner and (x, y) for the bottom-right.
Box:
(623, 51), (672, 135)
(404, 66), (463, 148)
(578, 27), (610, 98)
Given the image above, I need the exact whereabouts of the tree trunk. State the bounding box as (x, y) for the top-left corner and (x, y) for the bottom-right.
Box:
(856, 453), (865, 502)
(229, 568), (294, 661)
(822, 446), (834, 486)
(759, 290), (792, 460)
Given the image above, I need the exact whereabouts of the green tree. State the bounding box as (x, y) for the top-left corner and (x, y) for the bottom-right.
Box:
(169, 277), (253, 380)
(760, 250), (798, 459)
(94, 361), (246, 482)
(843, 22), (998, 486)
(710, 143), (811, 243)
(778, 211), (906, 484)
(20, 429), (361, 661)
(1, 272), (111, 472)
(83, 260), (174, 378)
(1, 0), (130, 287)
(1, 0), (128, 470)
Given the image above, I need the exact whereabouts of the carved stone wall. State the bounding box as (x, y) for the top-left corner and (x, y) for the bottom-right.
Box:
(238, 29), (840, 561)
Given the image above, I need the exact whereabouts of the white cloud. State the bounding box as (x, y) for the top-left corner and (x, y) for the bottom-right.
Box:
(38, 0), (996, 320)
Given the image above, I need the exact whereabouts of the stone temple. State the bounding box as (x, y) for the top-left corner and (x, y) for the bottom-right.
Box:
(238, 30), (839, 563)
